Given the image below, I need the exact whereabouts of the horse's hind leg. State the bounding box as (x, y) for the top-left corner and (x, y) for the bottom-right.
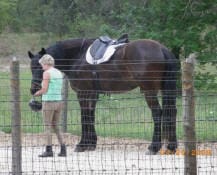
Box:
(162, 91), (177, 152)
(144, 91), (162, 154)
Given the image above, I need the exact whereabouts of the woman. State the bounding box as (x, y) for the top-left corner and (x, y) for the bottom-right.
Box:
(34, 54), (66, 157)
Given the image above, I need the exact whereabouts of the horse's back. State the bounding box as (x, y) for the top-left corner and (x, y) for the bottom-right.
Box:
(65, 38), (174, 92)
(115, 39), (169, 91)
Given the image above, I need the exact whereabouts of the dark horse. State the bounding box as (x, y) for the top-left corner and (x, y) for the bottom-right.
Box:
(28, 38), (179, 154)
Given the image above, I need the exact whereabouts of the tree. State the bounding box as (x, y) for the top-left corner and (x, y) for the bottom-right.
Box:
(2, 0), (217, 62)
(0, 0), (17, 32)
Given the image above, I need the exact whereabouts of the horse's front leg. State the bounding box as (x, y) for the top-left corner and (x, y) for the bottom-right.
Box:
(145, 92), (162, 154)
(74, 91), (99, 152)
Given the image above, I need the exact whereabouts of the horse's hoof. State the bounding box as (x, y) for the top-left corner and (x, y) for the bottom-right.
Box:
(148, 143), (161, 154)
(74, 145), (96, 152)
(74, 145), (86, 152)
(145, 149), (158, 155)
(167, 142), (177, 152)
(86, 145), (96, 151)
(164, 149), (176, 155)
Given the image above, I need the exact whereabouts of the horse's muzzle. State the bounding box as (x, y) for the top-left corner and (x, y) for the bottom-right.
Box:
(30, 88), (37, 95)
(30, 83), (41, 95)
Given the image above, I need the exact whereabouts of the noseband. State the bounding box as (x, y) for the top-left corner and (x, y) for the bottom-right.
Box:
(31, 80), (41, 88)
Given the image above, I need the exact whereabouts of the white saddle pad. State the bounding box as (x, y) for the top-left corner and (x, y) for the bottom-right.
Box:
(86, 43), (125, 64)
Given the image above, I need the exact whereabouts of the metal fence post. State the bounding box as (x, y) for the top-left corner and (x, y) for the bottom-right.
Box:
(182, 54), (197, 175)
(10, 57), (22, 175)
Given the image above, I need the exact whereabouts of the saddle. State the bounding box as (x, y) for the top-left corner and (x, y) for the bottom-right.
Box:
(87, 34), (129, 64)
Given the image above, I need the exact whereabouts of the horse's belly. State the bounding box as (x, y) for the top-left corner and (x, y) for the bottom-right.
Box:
(100, 81), (138, 92)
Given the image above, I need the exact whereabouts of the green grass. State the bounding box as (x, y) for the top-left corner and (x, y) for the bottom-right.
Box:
(195, 63), (217, 90)
(0, 32), (216, 142)
(0, 69), (217, 142)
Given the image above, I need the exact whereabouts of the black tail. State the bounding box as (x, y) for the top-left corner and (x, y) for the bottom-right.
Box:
(161, 47), (179, 151)
(162, 47), (178, 93)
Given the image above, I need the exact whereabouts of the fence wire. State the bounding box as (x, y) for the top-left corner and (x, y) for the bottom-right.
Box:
(0, 62), (216, 174)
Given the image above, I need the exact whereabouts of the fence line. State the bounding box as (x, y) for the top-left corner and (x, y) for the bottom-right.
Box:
(1, 57), (216, 174)
(182, 55), (197, 175)
(10, 58), (22, 175)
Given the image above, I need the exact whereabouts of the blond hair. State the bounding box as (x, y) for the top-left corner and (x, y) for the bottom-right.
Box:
(39, 54), (55, 66)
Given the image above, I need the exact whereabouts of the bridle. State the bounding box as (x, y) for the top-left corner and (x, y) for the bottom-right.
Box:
(31, 79), (42, 92)
(32, 79), (41, 86)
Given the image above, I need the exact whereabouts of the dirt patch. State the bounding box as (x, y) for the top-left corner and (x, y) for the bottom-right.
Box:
(0, 132), (149, 150)
(1, 133), (217, 174)
(1, 133), (216, 155)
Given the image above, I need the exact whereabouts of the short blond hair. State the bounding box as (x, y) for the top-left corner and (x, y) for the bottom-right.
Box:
(39, 54), (55, 66)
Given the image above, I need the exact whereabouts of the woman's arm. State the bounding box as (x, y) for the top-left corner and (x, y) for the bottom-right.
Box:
(34, 71), (50, 96)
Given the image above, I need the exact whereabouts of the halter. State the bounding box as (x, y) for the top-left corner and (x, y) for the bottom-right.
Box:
(31, 79), (42, 87)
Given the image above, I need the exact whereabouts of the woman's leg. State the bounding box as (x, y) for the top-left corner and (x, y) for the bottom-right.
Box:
(39, 102), (54, 157)
(52, 102), (64, 145)
(52, 102), (66, 156)
(43, 102), (54, 145)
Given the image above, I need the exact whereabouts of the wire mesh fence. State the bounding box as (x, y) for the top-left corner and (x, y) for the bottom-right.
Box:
(0, 58), (216, 174)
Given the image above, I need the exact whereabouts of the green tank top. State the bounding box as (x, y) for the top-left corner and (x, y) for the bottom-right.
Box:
(42, 67), (63, 101)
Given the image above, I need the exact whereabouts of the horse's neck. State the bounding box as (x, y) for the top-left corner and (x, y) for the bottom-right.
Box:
(56, 39), (93, 71)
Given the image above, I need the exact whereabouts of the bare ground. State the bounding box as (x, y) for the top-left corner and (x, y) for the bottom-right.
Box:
(0, 133), (217, 174)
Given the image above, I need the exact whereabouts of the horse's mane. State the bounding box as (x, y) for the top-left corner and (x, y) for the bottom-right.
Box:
(58, 38), (95, 48)
(46, 42), (65, 59)
(49, 38), (95, 59)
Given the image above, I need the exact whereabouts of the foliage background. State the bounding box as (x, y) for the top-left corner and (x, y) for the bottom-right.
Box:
(0, 0), (216, 139)
(0, 0), (216, 89)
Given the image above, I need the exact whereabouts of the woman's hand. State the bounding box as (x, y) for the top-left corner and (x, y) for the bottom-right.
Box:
(34, 90), (42, 96)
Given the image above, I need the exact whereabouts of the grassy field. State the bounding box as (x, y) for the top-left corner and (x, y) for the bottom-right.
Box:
(0, 32), (216, 141)
(0, 68), (216, 142)
(0, 32), (64, 65)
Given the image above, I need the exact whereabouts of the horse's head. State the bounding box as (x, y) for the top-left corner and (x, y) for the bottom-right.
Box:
(28, 48), (46, 95)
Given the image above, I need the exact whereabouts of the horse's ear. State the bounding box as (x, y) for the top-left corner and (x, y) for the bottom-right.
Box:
(28, 51), (34, 59)
(39, 48), (46, 55)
